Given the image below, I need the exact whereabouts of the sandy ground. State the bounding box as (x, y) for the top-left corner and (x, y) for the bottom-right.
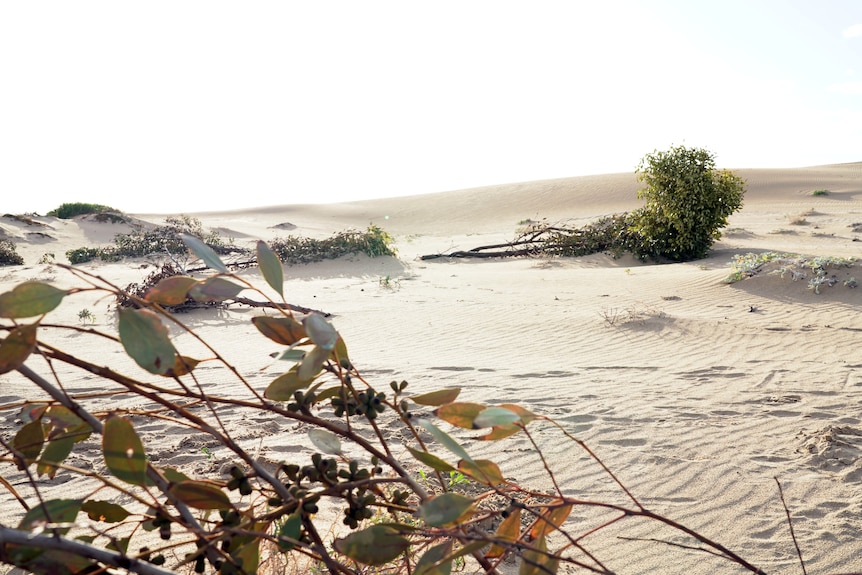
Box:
(1, 161), (862, 574)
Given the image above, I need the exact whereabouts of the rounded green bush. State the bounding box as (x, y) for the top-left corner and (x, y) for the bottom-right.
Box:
(630, 145), (746, 261)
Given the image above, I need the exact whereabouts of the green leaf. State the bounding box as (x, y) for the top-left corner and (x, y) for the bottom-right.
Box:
(264, 368), (309, 401)
(406, 446), (455, 473)
(181, 234), (228, 273)
(297, 345), (328, 382)
(81, 500), (132, 523)
(332, 335), (350, 369)
(303, 313), (338, 350)
(169, 480), (234, 510)
(308, 428), (343, 456)
(333, 525), (410, 566)
(252, 316), (307, 345)
(473, 407), (520, 429)
(19, 499), (82, 534)
(257, 240), (284, 298)
(487, 507), (522, 558)
(13, 419), (44, 465)
(0, 282), (68, 319)
(188, 277), (244, 302)
(103, 415), (148, 486)
(37, 436), (74, 479)
(411, 388), (461, 407)
(107, 536), (131, 554)
(420, 493), (474, 527)
(458, 459), (505, 486)
(276, 512), (303, 552)
(117, 307), (177, 375)
(0, 323), (38, 375)
(415, 541), (453, 575)
(435, 402), (485, 429)
(144, 276), (197, 306)
(419, 420), (474, 464)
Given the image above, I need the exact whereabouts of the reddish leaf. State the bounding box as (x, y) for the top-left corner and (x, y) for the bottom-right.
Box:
(0, 323), (38, 375)
(458, 459), (505, 486)
(252, 316), (307, 345)
(435, 402), (485, 429)
(486, 507), (522, 559)
(0, 282), (68, 319)
(144, 276), (198, 306)
(530, 502), (573, 540)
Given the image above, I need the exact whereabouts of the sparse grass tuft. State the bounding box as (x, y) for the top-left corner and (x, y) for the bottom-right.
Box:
(811, 189), (830, 196)
(726, 252), (856, 294)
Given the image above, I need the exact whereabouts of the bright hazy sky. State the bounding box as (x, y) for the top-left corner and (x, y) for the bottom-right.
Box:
(2, 1), (861, 215)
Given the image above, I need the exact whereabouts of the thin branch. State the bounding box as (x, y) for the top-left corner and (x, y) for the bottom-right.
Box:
(775, 477), (807, 575)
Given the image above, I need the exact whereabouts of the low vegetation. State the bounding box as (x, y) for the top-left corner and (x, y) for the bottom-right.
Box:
(46, 202), (122, 220)
(0, 239), (24, 266)
(269, 225), (396, 265)
(0, 238), (794, 575)
(725, 252), (856, 293)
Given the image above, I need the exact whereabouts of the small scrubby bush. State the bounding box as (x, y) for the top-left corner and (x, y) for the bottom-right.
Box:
(269, 225), (396, 265)
(66, 215), (237, 264)
(812, 189), (829, 196)
(0, 239), (24, 266)
(46, 202), (119, 219)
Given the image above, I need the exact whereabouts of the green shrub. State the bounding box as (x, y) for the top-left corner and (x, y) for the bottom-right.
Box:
(0, 239), (24, 266)
(812, 189), (829, 196)
(269, 225), (396, 265)
(630, 145), (746, 261)
(65, 247), (99, 264)
(46, 202), (119, 219)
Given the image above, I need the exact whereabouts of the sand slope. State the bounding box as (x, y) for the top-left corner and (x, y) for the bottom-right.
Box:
(1, 162), (862, 574)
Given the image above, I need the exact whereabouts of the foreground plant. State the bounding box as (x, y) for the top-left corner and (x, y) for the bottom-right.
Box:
(0, 237), (783, 574)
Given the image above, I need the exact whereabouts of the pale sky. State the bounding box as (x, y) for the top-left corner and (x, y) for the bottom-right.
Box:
(2, 1), (861, 215)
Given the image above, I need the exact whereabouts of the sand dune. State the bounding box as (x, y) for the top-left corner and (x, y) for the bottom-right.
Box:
(1, 162), (862, 574)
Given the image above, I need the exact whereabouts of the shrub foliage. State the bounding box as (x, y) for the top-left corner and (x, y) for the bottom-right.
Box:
(631, 145), (746, 261)
(46, 202), (121, 219)
(0, 238), (781, 575)
(0, 239), (25, 266)
(270, 225), (396, 265)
